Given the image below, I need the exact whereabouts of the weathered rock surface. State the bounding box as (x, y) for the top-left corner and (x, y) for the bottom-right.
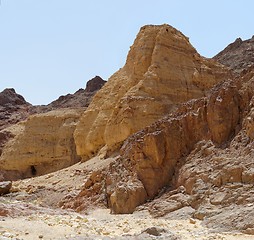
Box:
(0, 181), (12, 195)
(0, 109), (83, 180)
(1, 23), (253, 237)
(93, 66), (254, 235)
(74, 24), (230, 160)
(106, 78), (240, 209)
(0, 76), (106, 180)
(214, 36), (254, 73)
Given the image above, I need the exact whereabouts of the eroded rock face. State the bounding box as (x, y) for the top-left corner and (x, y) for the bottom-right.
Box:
(104, 76), (247, 214)
(0, 109), (82, 180)
(74, 24), (230, 160)
(207, 80), (240, 145)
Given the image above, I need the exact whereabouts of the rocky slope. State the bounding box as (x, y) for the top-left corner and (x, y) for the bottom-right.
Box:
(61, 63), (254, 235)
(74, 24), (230, 160)
(214, 35), (254, 73)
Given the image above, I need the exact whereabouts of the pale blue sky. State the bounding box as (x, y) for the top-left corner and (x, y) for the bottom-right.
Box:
(0, 1), (253, 105)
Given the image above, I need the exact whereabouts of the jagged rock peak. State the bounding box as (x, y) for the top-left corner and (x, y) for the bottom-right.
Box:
(36, 76), (106, 111)
(214, 35), (254, 73)
(85, 76), (106, 93)
(0, 88), (29, 106)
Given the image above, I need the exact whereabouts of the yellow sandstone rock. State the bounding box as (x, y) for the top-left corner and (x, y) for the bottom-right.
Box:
(74, 24), (230, 160)
(0, 109), (82, 178)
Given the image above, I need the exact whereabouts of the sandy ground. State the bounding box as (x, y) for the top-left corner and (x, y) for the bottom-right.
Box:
(1, 159), (253, 239)
(0, 207), (253, 240)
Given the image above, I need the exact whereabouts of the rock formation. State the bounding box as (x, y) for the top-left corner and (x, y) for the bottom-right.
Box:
(1, 23), (254, 237)
(214, 36), (254, 73)
(0, 88), (31, 131)
(74, 24), (230, 160)
(0, 76), (106, 180)
(0, 109), (83, 180)
(68, 63), (254, 236)
(0, 181), (12, 195)
(35, 76), (106, 112)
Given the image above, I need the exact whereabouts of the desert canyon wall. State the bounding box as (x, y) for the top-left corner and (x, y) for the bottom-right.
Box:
(74, 24), (230, 160)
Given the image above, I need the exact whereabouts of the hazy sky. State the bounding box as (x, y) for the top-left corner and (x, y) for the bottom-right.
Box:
(0, 1), (253, 105)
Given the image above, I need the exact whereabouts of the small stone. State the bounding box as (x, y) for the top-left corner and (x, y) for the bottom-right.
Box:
(243, 228), (254, 235)
(38, 235), (43, 239)
(142, 227), (166, 236)
(189, 218), (196, 224)
(123, 227), (130, 233)
(0, 181), (12, 195)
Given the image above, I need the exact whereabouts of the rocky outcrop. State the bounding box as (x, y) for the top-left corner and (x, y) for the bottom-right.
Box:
(0, 109), (83, 180)
(0, 88), (28, 106)
(214, 36), (254, 73)
(74, 24), (230, 160)
(0, 88), (31, 131)
(101, 67), (254, 235)
(63, 65), (252, 215)
(0, 24), (253, 236)
(0, 181), (12, 195)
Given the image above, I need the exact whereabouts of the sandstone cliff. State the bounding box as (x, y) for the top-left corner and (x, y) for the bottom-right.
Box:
(74, 24), (230, 160)
(0, 109), (83, 180)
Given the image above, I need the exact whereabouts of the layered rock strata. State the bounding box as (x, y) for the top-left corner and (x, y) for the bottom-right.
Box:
(0, 109), (82, 180)
(74, 24), (230, 160)
(104, 68), (254, 225)
(106, 68), (254, 213)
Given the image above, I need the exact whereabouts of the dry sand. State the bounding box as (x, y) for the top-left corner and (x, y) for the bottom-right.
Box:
(0, 207), (253, 240)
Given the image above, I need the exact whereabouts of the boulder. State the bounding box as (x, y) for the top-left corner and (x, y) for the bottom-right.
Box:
(0, 181), (12, 195)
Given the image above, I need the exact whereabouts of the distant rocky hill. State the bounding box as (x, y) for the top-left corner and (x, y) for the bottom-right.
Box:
(31, 76), (106, 113)
(34, 76), (106, 113)
(0, 76), (106, 130)
(214, 36), (254, 73)
(0, 88), (31, 131)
